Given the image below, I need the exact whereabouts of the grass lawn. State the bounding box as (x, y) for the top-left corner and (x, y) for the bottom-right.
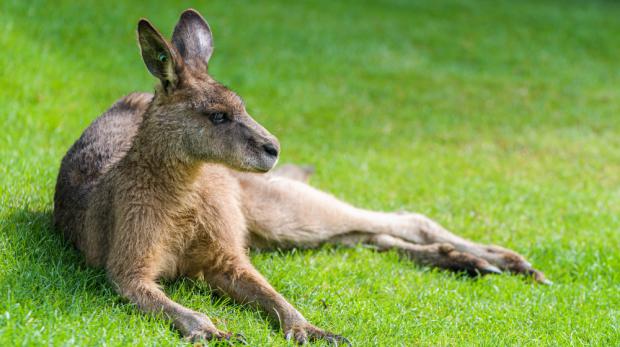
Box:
(1, 0), (619, 345)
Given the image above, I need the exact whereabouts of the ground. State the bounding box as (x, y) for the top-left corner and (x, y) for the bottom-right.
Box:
(1, 0), (619, 345)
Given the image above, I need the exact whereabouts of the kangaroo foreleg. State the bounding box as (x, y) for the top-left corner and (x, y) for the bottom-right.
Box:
(107, 266), (234, 342)
(202, 252), (348, 345)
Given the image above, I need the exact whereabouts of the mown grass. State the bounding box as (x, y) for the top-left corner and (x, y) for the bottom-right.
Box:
(1, 0), (619, 345)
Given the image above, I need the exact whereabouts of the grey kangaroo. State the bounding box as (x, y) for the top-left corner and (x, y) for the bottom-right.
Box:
(53, 9), (548, 345)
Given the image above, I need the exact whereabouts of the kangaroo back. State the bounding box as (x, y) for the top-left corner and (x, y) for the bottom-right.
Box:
(53, 93), (152, 246)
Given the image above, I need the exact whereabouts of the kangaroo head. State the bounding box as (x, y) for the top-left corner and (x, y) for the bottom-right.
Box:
(137, 9), (279, 172)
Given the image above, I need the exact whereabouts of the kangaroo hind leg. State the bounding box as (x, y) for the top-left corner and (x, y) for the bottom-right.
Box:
(270, 164), (315, 183)
(333, 232), (503, 276)
(239, 173), (548, 283)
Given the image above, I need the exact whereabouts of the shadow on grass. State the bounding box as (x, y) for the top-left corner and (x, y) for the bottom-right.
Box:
(1, 208), (113, 304)
(0, 208), (278, 332)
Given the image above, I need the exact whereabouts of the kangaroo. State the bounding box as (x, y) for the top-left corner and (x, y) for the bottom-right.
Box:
(53, 9), (548, 345)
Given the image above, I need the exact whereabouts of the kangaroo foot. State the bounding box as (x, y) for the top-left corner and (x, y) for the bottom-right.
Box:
(474, 244), (551, 284)
(425, 243), (504, 276)
(284, 321), (350, 346)
(175, 310), (243, 343)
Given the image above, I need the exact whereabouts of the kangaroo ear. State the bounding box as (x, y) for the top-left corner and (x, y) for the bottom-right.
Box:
(138, 19), (180, 91)
(171, 9), (214, 70)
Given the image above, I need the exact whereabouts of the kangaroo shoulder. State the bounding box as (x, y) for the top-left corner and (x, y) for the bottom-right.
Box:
(112, 92), (153, 114)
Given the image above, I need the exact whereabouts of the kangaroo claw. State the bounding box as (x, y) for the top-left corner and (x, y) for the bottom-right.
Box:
(480, 264), (503, 275)
(234, 333), (248, 345)
(540, 278), (553, 285)
(284, 322), (348, 345)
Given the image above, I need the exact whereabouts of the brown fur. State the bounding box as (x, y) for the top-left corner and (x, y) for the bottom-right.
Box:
(53, 9), (548, 345)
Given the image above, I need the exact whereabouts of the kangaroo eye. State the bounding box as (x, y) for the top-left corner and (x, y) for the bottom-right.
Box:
(209, 112), (228, 125)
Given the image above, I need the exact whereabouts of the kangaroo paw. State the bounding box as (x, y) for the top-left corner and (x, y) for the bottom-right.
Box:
(429, 243), (503, 276)
(284, 322), (350, 345)
(479, 245), (551, 284)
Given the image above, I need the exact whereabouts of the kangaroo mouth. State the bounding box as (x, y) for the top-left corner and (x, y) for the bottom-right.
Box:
(253, 151), (279, 172)
(228, 150), (278, 173)
(246, 140), (280, 173)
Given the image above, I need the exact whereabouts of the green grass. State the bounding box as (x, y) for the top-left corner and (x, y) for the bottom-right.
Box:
(1, 0), (619, 345)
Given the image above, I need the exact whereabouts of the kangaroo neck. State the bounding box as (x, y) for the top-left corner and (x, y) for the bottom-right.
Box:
(123, 114), (202, 197)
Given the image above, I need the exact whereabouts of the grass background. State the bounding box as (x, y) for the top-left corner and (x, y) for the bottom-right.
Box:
(1, 0), (619, 345)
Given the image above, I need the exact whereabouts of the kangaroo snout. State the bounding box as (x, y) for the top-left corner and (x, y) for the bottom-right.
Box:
(262, 142), (279, 157)
(253, 136), (279, 172)
(242, 118), (279, 172)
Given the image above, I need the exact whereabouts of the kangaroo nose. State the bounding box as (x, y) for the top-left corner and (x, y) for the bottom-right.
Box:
(263, 143), (279, 157)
